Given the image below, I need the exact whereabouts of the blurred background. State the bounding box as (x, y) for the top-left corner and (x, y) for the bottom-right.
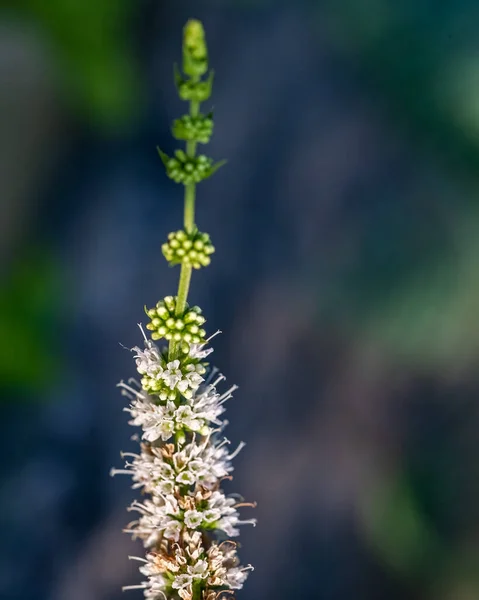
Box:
(2, 1), (479, 599)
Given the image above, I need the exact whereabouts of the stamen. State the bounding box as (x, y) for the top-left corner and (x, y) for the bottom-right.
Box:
(137, 322), (150, 343)
(237, 519), (257, 527)
(228, 441), (245, 459)
(234, 501), (257, 509)
(110, 468), (132, 477)
(128, 555), (148, 563)
(203, 366), (219, 386)
(218, 540), (237, 550)
(216, 437), (231, 450)
(117, 381), (142, 398)
(210, 375), (226, 389)
(122, 584), (146, 591)
(218, 385), (238, 401)
(242, 564), (255, 572)
(206, 330), (222, 343)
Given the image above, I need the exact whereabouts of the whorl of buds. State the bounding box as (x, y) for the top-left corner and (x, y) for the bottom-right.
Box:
(174, 66), (214, 102)
(172, 113), (214, 144)
(146, 296), (206, 345)
(158, 148), (226, 186)
(162, 229), (215, 269)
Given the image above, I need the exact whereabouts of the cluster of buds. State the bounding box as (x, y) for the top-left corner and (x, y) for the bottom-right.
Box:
(146, 296), (206, 346)
(113, 19), (254, 600)
(162, 229), (215, 269)
(159, 149), (225, 186)
(175, 70), (214, 103)
(172, 114), (214, 144)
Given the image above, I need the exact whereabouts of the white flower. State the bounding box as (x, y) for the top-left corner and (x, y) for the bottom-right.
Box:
(187, 559), (209, 579)
(163, 519), (183, 541)
(188, 342), (214, 360)
(162, 360), (183, 389)
(184, 509), (204, 528)
(134, 343), (163, 378)
(176, 470), (196, 486)
(125, 496), (182, 545)
(226, 567), (252, 589)
(175, 405), (203, 431)
(172, 574), (192, 589)
(158, 479), (175, 495)
(203, 508), (221, 523)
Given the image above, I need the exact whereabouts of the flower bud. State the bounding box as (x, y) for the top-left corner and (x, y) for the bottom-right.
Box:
(183, 19), (208, 77)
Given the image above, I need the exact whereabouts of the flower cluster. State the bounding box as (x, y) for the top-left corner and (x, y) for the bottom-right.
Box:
(146, 296), (207, 346)
(162, 229), (215, 269)
(134, 340), (206, 398)
(113, 333), (255, 599)
(125, 532), (252, 600)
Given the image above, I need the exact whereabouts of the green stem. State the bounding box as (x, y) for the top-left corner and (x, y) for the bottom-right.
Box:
(192, 582), (202, 600)
(175, 263), (192, 316)
(184, 183), (196, 232)
(168, 95), (200, 360)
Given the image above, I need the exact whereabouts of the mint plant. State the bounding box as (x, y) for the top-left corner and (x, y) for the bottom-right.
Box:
(111, 20), (255, 600)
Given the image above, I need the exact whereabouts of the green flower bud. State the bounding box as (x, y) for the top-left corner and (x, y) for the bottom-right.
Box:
(162, 228), (215, 269)
(183, 19), (208, 77)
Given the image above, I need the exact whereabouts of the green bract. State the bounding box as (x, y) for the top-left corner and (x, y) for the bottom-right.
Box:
(146, 296), (207, 345)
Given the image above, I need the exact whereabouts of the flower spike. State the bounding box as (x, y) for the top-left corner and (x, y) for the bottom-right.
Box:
(112, 19), (255, 600)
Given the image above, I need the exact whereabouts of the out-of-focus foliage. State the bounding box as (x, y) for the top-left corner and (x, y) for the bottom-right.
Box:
(322, 0), (479, 164)
(311, 0), (479, 369)
(361, 472), (440, 576)
(3, 0), (139, 126)
(0, 250), (62, 394)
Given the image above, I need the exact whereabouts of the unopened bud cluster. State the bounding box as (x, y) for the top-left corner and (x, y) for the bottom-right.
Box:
(159, 149), (216, 185)
(162, 229), (214, 269)
(172, 114), (213, 144)
(176, 72), (214, 102)
(146, 296), (206, 345)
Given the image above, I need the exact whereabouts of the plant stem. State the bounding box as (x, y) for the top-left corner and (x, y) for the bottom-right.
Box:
(184, 183), (196, 232)
(168, 95), (200, 360)
(192, 583), (202, 600)
(175, 263), (192, 317)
